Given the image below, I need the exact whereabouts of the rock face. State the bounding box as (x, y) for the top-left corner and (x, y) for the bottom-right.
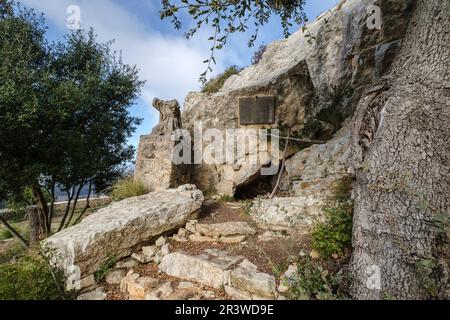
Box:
(135, 98), (189, 191)
(250, 123), (352, 227)
(251, 196), (322, 228)
(43, 185), (203, 279)
(179, 0), (412, 196)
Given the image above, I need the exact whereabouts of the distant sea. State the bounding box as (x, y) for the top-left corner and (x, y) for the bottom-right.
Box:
(0, 185), (99, 209)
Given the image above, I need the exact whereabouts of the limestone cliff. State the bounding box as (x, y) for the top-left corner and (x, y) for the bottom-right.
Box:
(181, 0), (413, 197)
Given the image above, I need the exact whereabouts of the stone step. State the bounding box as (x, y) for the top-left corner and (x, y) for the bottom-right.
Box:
(158, 249), (278, 300)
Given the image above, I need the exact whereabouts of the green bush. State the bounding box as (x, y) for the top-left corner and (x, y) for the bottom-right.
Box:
(251, 44), (267, 65)
(0, 254), (70, 300)
(201, 66), (240, 94)
(94, 255), (117, 282)
(0, 241), (26, 265)
(288, 256), (342, 300)
(220, 195), (235, 203)
(311, 177), (353, 258)
(110, 177), (149, 201)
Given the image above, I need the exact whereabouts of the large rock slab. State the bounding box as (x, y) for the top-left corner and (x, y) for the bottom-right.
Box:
(159, 249), (244, 289)
(43, 185), (203, 279)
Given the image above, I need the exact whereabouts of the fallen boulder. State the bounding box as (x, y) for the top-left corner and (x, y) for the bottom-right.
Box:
(43, 185), (203, 280)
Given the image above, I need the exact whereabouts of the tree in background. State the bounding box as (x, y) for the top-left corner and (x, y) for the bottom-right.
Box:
(160, 0), (307, 82)
(0, 1), (143, 239)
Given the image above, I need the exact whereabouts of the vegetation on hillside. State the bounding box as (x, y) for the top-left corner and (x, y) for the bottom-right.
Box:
(0, 253), (71, 300)
(160, 0), (307, 82)
(109, 177), (150, 202)
(0, 0), (143, 241)
(311, 176), (353, 258)
(201, 66), (241, 94)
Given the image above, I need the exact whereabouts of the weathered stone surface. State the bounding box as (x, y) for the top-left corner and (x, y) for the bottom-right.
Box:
(78, 275), (96, 290)
(132, 252), (152, 264)
(159, 249), (244, 289)
(278, 264), (297, 293)
(43, 185), (203, 278)
(229, 260), (277, 299)
(151, 98), (182, 135)
(106, 269), (127, 285)
(160, 244), (171, 256)
(135, 134), (189, 191)
(195, 222), (256, 237)
(145, 282), (175, 300)
(284, 123), (351, 197)
(142, 246), (157, 257)
(127, 276), (160, 300)
(115, 258), (139, 269)
(155, 236), (167, 247)
(172, 234), (188, 242)
(225, 285), (252, 300)
(188, 235), (217, 243)
(180, 0), (411, 197)
(120, 272), (139, 293)
(220, 235), (246, 244)
(77, 288), (107, 301)
(248, 123), (352, 227)
(251, 196), (322, 227)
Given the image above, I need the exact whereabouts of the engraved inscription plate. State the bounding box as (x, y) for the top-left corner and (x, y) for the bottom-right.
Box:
(239, 96), (276, 125)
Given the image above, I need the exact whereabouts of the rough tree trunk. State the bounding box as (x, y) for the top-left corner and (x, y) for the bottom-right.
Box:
(349, 0), (449, 299)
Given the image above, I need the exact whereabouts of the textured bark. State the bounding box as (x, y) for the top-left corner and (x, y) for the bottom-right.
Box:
(350, 0), (450, 299)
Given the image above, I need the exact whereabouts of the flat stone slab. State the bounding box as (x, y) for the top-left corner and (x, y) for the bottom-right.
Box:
(195, 222), (256, 237)
(43, 185), (203, 279)
(159, 249), (244, 289)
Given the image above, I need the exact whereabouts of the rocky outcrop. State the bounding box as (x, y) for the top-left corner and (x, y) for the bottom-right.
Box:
(251, 123), (351, 227)
(180, 0), (412, 196)
(135, 98), (189, 191)
(43, 185), (203, 281)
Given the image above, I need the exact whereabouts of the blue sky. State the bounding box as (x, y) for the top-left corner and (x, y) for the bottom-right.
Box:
(21, 0), (339, 149)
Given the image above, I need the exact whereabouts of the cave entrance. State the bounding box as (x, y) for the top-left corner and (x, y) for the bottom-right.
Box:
(234, 174), (275, 200)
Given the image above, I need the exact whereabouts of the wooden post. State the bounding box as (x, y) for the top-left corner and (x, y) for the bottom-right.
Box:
(28, 206), (40, 248)
(0, 215), (29, 249)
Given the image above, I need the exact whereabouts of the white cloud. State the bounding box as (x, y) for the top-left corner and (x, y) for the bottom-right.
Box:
(22, 0), (228, 123)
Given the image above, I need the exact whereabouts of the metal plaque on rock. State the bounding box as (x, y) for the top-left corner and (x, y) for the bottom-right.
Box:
(239, 96), (276, 125)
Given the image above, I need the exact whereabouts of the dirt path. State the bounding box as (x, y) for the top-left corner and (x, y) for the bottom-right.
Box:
(104, 200), (312, 300)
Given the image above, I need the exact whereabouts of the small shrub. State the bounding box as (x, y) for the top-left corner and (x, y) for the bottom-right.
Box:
(241, 200), (253, 215)
(0, 241), (26, 265)
(0, 253), (70, 300)
(288, 256), (342, 300)
(201, 66), (241, 94)
(251, 44), (267, 65)
(110, 177), (149, 201)
(0, 228), (12, 241)
(94, 255), (117, 282)
(311, 177), (353, 258)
